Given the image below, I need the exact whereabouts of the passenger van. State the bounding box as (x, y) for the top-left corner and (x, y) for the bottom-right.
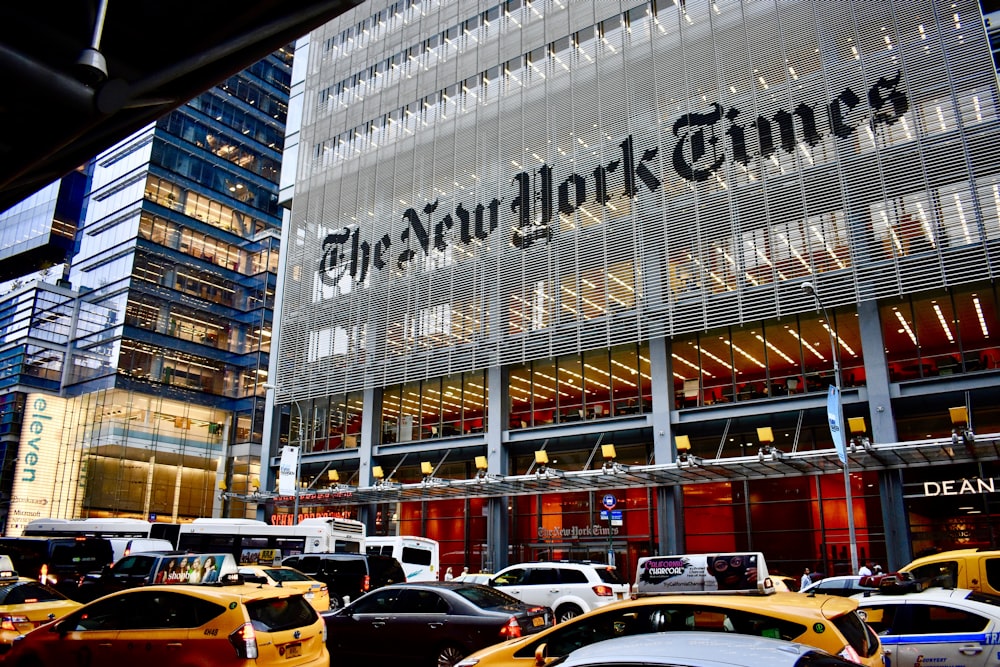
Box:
(107, 537), (175, 561)
(900, 548), (1000, 596)
(366, 535), (439, 581)
(0, 536), (113, 600)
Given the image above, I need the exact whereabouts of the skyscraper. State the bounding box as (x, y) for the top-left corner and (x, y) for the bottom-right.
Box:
(0, 46), (294, 532)
(269, 0), (1000, 574)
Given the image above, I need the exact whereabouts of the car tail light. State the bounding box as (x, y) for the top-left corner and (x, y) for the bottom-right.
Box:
(592, 585), (614, 597)
(499, 616), (522, 639)
(362, 574), (371, 592)
(0, 616), (27, 631)
(228, 622), (259, 660)
(838, 644), (861, 664)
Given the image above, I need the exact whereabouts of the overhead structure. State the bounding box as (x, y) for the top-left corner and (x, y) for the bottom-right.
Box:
(0, 0), (363, 213)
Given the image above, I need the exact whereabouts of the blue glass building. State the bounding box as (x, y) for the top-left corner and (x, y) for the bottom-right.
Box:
(0, 46), (293, 532)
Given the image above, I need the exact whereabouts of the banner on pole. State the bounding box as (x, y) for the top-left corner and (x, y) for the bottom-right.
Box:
(278, 446), (300, 496)
(827, 386), (847, 464)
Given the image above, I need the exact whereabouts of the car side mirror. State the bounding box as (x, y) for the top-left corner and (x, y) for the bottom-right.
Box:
(54, 619), (74, 636)
(533, 643), (548, 667)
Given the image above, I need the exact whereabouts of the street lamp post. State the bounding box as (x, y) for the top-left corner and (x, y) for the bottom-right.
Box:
(291, 399), (304, 525)
(802, 281), (859, 575)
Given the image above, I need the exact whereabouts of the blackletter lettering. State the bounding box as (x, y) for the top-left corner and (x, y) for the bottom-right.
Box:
(673, 104), (725, 182)
(868, 70), (908, 127)
(828, 88), (861, 139)
(373, 233), (391, 271)
(559, 174), (587, 215)
(349, 228), (371, 284)
(319, 229), (351, 286)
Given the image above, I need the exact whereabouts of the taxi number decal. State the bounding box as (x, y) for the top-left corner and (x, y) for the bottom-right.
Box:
(204, 628), (219, 636)
(812, 622), (825, 634)
(229, 602), (238, 609)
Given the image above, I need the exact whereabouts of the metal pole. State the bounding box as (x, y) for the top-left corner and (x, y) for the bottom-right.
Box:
(806, 283), (859, 575)
(292, 400), (303, 525)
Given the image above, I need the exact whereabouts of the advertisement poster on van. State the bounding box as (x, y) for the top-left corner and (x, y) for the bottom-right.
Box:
(636, 552), (770, 594)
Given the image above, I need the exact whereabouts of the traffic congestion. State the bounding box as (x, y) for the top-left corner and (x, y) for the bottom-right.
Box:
(0, 518), (997, 667)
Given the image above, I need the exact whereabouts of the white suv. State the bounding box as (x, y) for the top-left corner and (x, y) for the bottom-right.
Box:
(490, 561), (630, 622)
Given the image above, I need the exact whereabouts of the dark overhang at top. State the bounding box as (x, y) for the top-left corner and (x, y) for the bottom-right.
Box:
(0, 0), (363, 214)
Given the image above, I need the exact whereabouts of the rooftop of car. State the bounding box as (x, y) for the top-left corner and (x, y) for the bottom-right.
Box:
(604, 590), (862, 617)
(551, 631), (847, 667)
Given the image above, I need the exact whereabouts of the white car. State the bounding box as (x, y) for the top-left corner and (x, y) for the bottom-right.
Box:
(853, 587), (1000, 667)
(490, 561), (629, 622)
(801, 575), (870, 597)
(552, 631), (861, 667)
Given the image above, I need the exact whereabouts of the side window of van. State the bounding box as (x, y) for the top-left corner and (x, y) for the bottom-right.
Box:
(983, 558), (1000, 592)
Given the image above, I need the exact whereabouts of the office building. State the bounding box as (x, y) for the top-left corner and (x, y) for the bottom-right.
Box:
(269, 0), (1000, 576)
(0, 46), (295, 533)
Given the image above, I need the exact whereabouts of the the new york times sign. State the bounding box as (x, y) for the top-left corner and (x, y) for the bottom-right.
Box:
(318, 71), (907, 287)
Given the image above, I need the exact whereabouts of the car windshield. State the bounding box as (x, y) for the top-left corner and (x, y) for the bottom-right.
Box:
(967, 591), (1000, 607)
(247, 595), (318, 632)
(454, 585), (526, 609)
(263, 568), (312, 583)
(593, 567), (626, 585)
(0, 581), (66, 603)
(831, 610), (878, 659)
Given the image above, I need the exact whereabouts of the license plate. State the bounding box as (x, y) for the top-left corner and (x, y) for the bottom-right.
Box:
(305, 592), (314, 599)
(616, 592), (625, 600)
(284, 643), (302, 658)
(532, 617), (544, 627)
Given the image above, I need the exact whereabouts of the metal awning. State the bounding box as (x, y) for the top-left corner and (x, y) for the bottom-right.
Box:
(249, 434), (1000, 508)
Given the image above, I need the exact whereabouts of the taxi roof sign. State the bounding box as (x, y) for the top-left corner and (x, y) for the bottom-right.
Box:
(635, 552), (774, 596)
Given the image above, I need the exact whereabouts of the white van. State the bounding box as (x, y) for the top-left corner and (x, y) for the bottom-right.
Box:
(366, 535), (439, 581)
(108, 537), (175, 561)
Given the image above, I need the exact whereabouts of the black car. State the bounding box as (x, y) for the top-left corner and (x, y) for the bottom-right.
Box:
(281, 553), (405, 609)
(0, 537), (113, 601)
(324, 581), (554, 667)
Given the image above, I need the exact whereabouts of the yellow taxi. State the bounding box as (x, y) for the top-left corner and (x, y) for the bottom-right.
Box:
(0, 562), (81, 654)
(456, 553), (882, 667)
(2, 569), (328, 667)
(237, 564), (330, 612)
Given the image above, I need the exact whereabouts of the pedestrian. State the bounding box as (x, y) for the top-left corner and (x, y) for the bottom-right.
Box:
(462, 566), (469, 576)
(444, 566), (454, 581)
(858, 561), (873, 577)
(801, 567), (813, 589)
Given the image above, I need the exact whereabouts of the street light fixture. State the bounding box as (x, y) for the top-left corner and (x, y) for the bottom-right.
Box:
(802, 281), (859, 575)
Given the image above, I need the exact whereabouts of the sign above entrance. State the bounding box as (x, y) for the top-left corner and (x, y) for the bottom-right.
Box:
(602, 494), (617, 510)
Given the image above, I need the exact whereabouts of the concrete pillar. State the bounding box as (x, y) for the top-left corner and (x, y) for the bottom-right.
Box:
(649, 337), (684, 553)
(857, 299), (910, 567)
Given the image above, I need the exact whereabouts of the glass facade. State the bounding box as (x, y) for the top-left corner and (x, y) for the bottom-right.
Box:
(0, 46), (294, 533)
(268, 0), (1000, 576)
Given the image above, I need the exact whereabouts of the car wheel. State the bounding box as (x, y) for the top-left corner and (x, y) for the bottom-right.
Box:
(328, 595), (342, 611)
(435, 643), (466, 667)
(556, 603), (583, 623)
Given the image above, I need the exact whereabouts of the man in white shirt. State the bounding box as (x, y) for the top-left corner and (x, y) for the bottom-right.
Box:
(858, 562), (873, 577)
(801, 568), (813, 590)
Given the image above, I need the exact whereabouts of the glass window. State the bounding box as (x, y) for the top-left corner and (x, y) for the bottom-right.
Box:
(583, 349), (611, 419)
(557, 356), (584, 422)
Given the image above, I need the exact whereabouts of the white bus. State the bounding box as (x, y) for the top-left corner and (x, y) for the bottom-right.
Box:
(366, 535), (440, 581)
(176, 518), (366, 565)
(22, 517), (180, 560)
